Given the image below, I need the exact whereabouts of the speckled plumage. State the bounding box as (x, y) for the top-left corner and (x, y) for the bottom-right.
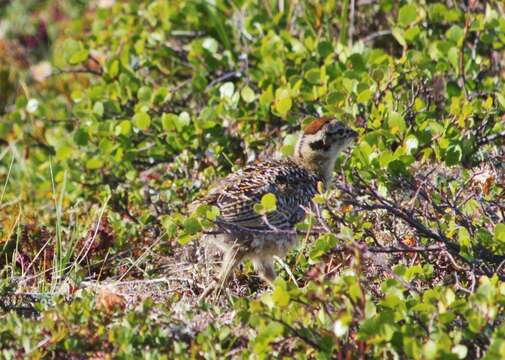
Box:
(198, 118), (357, 298)
(204, 158), (321, 231)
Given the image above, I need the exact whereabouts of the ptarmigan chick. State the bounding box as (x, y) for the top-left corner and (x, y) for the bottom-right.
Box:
(198, 117), (357, 297)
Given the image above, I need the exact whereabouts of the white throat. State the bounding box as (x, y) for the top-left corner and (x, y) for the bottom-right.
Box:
(292, 134), (340, 187)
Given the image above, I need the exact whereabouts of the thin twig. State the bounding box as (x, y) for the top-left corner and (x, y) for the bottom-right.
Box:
(348, 0), (356, 47)
(263, 314), (322, 351)
(205, 71), (242, 92)
(361, 30), (392, 43)
(477, 130), (505, 146)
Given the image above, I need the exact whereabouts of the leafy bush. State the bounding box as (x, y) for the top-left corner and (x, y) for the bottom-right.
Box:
(1, 0), (504, 358)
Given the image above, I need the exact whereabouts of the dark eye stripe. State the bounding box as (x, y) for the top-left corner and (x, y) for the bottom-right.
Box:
(309, 139), (331, 151)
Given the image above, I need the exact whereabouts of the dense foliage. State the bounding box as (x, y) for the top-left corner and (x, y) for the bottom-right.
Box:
(1, 0), (504, 358)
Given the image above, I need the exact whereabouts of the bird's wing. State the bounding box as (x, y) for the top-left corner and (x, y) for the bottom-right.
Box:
(202, 160), (319, 231)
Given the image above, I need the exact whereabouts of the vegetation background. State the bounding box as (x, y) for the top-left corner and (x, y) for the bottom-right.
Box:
(0, 0), (504, 358)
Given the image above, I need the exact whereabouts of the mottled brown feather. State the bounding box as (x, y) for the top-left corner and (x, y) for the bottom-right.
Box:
(303, 116), (334, 135)
(198, 117), (357, 297)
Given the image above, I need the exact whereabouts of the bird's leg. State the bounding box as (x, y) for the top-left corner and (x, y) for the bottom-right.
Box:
(252, 256), (277, 286)
(199, 246), (243, 301)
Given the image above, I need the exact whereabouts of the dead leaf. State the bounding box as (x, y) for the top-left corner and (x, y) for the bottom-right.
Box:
(96, 287), (126, 313)
(341, 204), (353, 214)
(482, 176), (495, 195)
(402, 235), (416, 247)
(473, 167), (495, 195)
(90, 352), (112, 360)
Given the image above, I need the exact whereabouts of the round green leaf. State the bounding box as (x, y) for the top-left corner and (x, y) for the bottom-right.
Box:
(494, 223), (505, 242)
(86, 157), (103, 169)
(388, 112), (406, 135)
(116, 120), (132, 136)
(304, 68), (321, 85)
(398, 4), (418, 26)
(133, 112), (151, 130)
(138, 86), (153, 102)
(261, 193), (277, 212)
(241, 86), (256, 103)
(219, 82), (235, 99)
(93, 102), (104, 117)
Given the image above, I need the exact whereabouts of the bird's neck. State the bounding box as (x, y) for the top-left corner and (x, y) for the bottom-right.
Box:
(291, 151), (337, 189)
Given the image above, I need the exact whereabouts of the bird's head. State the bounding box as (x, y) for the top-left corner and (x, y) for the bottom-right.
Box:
(293, 116), (358, 184)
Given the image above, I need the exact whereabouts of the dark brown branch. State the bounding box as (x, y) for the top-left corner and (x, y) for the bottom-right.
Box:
(204, 71), (242, 92)
(361, 30), (392, 43)
(335, 180), (505, 280)
(262, 314), (322, 351)
(51, 68), (102, 77)
(477, 130), (505, 146)
(366, 244), (445, 253)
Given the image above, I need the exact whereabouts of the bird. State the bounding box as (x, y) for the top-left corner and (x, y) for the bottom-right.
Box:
(196, 116), (358, 298)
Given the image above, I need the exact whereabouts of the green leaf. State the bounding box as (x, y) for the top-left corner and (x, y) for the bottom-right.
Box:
(272, 279), (289, 307)
(133, 112), (151, 131)
(447, 25), (464, 45)
(392, 27), (407, 47)
(275, 97), (292, 117)
(494, 223), (505, 242)
(183, 217), (201, 234)
(317, 41), (334, 58)
(253, 322), (284, 354)
(74, 129), (89, 146)
(86, 157), (103, 169)
(348, 54), (366, 72)
(260, 85), (274, 107)
(274, 89), (292, 117)
(496, 92), (505, 109)
(202, 37), (219, 54)
(309, 234), (337, 261)
(398, 4), (418, 26)
(404, 26), (421, 42)
(70, 49), (89, 65)
(178, 111), (191, 127)
(99, 139), (114, 155)
(161, 113), (179, 131)
(304, 68), (321, 85)
(56, 145), (73, 161)
(458, 227), (471, 256)
(192, 73), (207, 91)
(445, 144), (462, 166)
(62, 39), (88, 65)
(448, 47), (459, 72)
(116, 120), (132, 136)
(107, 59), (119, 77)
(261, 193), (277, 212)
(206, 206), (220, 221)
(219, 82), (235, 99)
(93, 102), (104, 117)
(138, 86), (153, 102)
(162, 112), (190, 131)
(280, 134), (298, 156)
(388, 112), (406, 135)
(241, 86), (256, 103)
(357, 89), (372, 103)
